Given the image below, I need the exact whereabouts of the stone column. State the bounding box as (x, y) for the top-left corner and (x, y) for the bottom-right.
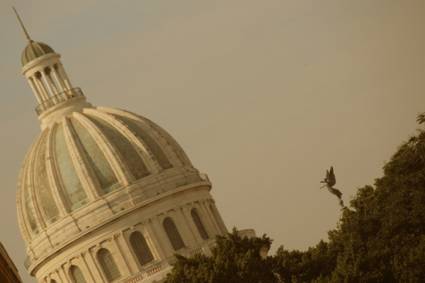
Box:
(116, 230), (139, 274)
(56, 268), (67, 283)
(196, 202), (220, 237)
(169, 208), (197, 249)
(86, 248), (106, 283)
(181, 205), (202, 244)
(46, 71), (59, 95)
(51, 67), (66, 92)
(80, 252), (96, 282)
(112, 234), (132, 276)
(34, 76), (50, 102)
(205, 201), (228, 234)
(144, 221), (166, 260)
(41, 72), (57, 102)
(28, 77), (42, 104)
(58, 63), (72, 90)
(151, 216), (174, 258)
(60, 264), (72, 283)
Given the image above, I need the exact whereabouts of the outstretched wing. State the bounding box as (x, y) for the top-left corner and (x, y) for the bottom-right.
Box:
(328, 166), (336, 187)
(321, 169), (329, 184)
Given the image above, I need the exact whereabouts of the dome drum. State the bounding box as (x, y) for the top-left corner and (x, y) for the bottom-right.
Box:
(25, 185), (222, 281)
(23, 169), (210, 268)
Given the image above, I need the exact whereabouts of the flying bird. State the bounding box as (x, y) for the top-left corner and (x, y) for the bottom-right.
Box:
(320, 166), (344, 208)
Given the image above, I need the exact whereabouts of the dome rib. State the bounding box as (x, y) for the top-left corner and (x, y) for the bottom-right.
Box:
(68, 116), (120, 195)
(147, 121), (192, 167)
(109, 113), (173, 170)
(18, 106), (198, 252)
(25, 134), (45, 236)
(17, 141), (37, 242)
(33, 130), (59, 225)
(52, 121), (88, 211)
(86, 115), (151, 181)
(72, 112), (133, 185)
(45, 126), (69, 216)
(63, 118), (99, 201)
(99, 107), (189, 167)
(84, 109), (162, 174)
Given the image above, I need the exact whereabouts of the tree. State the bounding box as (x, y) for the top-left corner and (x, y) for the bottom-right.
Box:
(417, 112), (425, 124)
(273, 240), (338, 283)
(165, 230), (277, 283)
(323, 128), (425, 282)
(166, 119), (425, 282)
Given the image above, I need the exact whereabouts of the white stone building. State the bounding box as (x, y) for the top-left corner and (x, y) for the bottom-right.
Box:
(14, 11), (228, 283)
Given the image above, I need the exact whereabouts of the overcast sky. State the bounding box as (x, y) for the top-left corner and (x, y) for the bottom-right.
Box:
(0, 1), (424, 282)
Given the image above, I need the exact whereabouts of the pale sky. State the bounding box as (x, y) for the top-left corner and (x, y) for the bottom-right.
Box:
(0, 1), (424, 282)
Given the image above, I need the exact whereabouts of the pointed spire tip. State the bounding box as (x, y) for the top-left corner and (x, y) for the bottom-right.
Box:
(12, 6), (32, 41)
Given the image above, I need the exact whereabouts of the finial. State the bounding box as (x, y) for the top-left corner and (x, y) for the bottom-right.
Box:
(12, 7), (32, 41)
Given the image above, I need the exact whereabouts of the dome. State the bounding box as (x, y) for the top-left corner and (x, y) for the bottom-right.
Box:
(16, 26), (226, 282)
(21, 41), (55, 66)
(17, 106), (196, 244)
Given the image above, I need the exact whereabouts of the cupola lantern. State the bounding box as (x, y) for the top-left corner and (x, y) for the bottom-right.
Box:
(14, 7), (89, 129)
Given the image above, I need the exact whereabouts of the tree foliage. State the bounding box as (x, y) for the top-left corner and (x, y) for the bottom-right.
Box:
(165, 230), (275, 283)
(166, 123), (425, 283)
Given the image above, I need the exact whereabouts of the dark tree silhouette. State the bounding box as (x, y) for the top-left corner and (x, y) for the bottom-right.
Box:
(417, 112), (425, 124)
(166, 117), (425, 283)
(165, 230), (276, 283)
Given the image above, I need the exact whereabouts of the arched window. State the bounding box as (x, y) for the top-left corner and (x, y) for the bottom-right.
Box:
(130, 231), (154, 266)
(50, 280), (57, 283)
(191, 208), (209, 240)
(44, 66), (52, 75)
(163, 217), (185, 251)
(35, 71), (42, 80)
(97, 248), (121, 282)
(69, 265), (87, 283)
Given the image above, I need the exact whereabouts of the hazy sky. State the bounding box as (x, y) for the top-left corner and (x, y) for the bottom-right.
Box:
(1, 1), (424, 281)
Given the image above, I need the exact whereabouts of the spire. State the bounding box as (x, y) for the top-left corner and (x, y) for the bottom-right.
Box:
(12, 7), (32, 41)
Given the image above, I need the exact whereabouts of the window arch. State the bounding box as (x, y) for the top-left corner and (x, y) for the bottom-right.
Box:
(191, 208), (209, 240)
(35, 71), (42, 80)
(69, 265), (87, 283)
(130, 231), (154, 266)
(97, 248), (121, 282)
(163, 217), (185, 251)
(50, 280), (57, 283)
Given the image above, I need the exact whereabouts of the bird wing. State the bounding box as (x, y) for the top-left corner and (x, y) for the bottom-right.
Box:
(321, 169), (329, 183)
(328, 166), (336, 186)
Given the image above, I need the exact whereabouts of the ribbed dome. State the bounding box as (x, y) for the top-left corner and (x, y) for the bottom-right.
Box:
(17, 106), (193, 239)
(21, 41), (55, 66)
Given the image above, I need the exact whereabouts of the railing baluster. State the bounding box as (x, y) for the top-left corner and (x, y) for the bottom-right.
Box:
(35, 87), (84, 115)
